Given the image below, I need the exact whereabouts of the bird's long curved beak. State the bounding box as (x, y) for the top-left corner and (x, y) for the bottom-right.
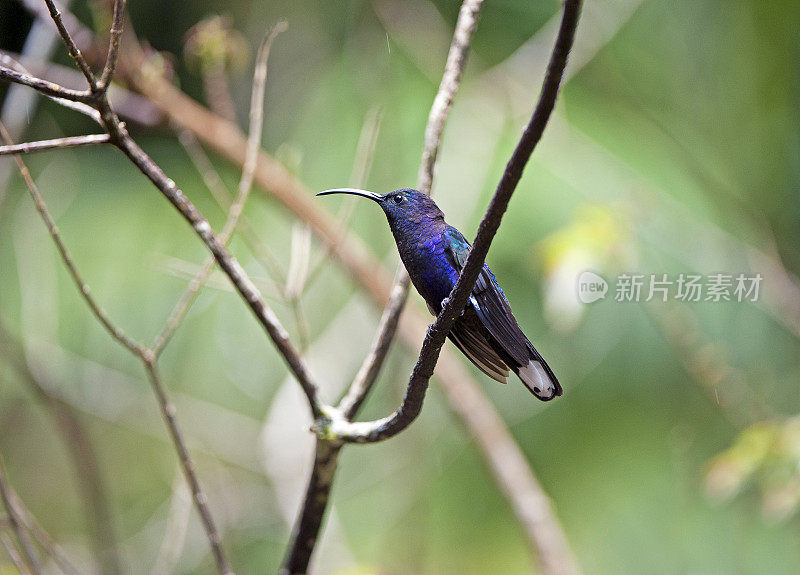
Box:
(316, 188), (382, 202)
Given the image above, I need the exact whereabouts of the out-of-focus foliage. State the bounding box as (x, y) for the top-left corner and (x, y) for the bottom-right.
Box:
(1, 0), (799, 574)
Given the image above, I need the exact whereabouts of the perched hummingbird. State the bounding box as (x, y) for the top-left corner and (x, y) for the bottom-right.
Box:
(317, 188), (562, 401)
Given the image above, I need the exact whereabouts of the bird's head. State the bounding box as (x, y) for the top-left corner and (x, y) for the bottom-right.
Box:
(317, 188), (444, 226)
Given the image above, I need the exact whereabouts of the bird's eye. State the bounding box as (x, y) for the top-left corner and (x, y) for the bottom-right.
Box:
(392, 194), (404, 204)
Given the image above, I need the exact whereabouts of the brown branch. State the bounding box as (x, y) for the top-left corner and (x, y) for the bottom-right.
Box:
(151, 22), (286, 357)
(0, 453), (39, 574)
(43, 0), (98, 90)
(97, 0), (127, 90)
(327, 0), (582, 444)
(127, 13), (580, 572)
(0, 532), (33, 575)
(0, 322), (120, 574)
(142, 360), (233, 575)
(0, 121), (232, 573)
(278, 440), (341, 575)
(0, 66), (91, 103)
(0, 133), (110, 156)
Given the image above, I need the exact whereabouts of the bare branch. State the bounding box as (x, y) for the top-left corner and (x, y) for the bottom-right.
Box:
(0, 120), (233, 573)
(337, 270), (407, 419)
(175, 128), (288, 287)
(279, 441), (341, 575)
(326, 0), (582, 443)
(338, 0), (485, 423)
(97, 0), (127, 91)
(151, 22), (287, 357)
(0, 133), (110, 156)
(0, 532), (33, 575)
(0, 453), (39, 574)
(0, 55), (102, 122)
(0, 322), (120, 574)
(43, 0), (98, 90)
(0, 66), (90, 102)
(141, 360), (234, 575)
(11, 489), (83, 575)
(0, 121), (144, 357)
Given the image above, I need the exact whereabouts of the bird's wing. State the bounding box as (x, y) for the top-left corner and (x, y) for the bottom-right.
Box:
(449, 311), (510, 383)
(444, 227), (529, 366)
(444, 227), (562, 400)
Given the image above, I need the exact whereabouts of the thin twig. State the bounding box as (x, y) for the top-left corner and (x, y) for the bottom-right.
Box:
(175, 128), (288, 288)
(43, 0), (98, 90)
(337, 0), (485, 419)
(11, 489), (83, 575)
(0, 120), (232, 573)
(0, 121), (144, 357)
(0, 453), (39, 574)
(0, 54), (102, 123)
(283, 2), (485, 573)
(0, 133), (110, 156)
(0, 66), (90, 102)
(97, 0), (127, 90)
(0, 532), (33, 575)
(326, 0), (582, 444)
(142, 360), (234, 575)
(0, 321), (120, 574)
(151, 22), (287, 357)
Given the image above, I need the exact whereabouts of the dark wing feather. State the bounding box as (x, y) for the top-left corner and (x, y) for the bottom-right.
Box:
(449, 310), (510, 383)
(444, 227), (562, 398)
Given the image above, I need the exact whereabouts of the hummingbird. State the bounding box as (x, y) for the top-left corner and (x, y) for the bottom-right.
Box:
(317, 187), (562, 401)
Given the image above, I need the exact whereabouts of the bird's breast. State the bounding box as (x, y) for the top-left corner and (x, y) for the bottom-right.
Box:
(395, 229), (460, 311)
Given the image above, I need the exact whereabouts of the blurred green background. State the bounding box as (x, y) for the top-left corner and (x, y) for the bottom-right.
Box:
(1, 0), (800, 573)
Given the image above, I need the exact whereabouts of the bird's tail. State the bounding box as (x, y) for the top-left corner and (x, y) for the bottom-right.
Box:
(513, 346), (562, 401)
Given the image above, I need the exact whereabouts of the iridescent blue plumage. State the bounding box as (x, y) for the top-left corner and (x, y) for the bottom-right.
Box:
(317, 187), (562, 401)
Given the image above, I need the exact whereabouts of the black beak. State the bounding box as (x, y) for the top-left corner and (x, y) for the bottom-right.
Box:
(316, 188), (383, 202)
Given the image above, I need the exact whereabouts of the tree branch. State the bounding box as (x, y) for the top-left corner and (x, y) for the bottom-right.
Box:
(0, 133), (110, 156)
(0, 121), (233, 574)
(43, 0), (98, 90)
(337, 0), (484, 424)
(123, 8), (581, 571)
(0, 66), (90, 103)
(327, 0), (582, 444)
(278, 440), (342, 575)
(0, 453), (39, 574)
(151, 22), (286, 357)
(97, 0), (127, 91)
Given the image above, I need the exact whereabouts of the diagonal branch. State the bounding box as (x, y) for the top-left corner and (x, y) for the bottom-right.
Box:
(97, 0), (127, 90)
(325, 0), (582, 444)
(284, 2), (486, 573)
(0, 452), (39, 574)
(43, 0), (98, 90)
(337, 0), (485, 421)
(151, 22), (286, 357)
(0, 121), (144, 357)
(0, 121), (233, 575)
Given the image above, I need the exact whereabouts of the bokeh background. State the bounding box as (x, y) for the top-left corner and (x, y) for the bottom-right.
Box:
(1, 0), (800, 573)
